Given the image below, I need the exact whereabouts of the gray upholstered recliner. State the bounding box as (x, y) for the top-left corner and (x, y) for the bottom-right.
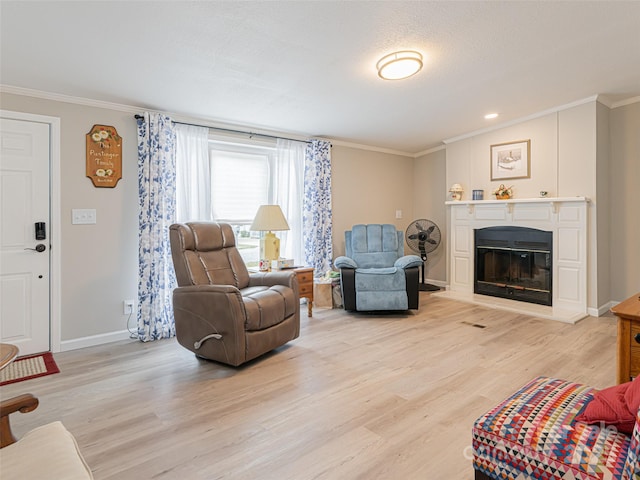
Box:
(334, 224), (423, 311)
(169, 222), (300, 366)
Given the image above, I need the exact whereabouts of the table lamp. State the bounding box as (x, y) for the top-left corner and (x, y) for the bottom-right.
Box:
(250, 205), (290, 262)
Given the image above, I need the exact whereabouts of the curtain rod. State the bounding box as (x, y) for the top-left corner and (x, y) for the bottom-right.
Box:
(134, 114), (311, 144)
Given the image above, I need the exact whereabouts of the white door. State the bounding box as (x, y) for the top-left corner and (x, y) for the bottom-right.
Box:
(0, 118), (51, 355)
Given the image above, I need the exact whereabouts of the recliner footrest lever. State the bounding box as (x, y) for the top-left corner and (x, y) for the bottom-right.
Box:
(194, 333), (223, 350)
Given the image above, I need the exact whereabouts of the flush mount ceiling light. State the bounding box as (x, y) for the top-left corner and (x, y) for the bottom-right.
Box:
(484, 113), (499, 119)
(377, 50), (423, 80)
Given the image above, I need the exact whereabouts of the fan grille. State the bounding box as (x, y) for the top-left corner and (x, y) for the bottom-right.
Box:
(405, 219), (442, 291)
(406, 219), (441, 258)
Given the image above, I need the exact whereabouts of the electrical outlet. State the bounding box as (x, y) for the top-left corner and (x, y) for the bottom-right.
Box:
(123, 300), (134, 315)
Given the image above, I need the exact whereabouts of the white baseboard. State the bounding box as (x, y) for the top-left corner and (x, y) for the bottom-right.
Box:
(588, 301), (618, 318)
(425, 278), (447, 288)
(59, 329), (135, 352)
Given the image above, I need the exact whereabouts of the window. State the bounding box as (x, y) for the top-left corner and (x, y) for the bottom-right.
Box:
(209, 139), (275, 266)
(210, 144), (272, 222)
(176, 128), (305, 268)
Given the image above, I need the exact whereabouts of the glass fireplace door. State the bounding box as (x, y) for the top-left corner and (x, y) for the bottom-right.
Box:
(475, 247), (552, 306)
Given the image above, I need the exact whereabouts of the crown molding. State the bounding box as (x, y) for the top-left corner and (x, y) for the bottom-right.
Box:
(5, 85), (635, 157)
(1, 84), (414, 156)
(0, 84), (311, 145)
(443, 95), (600, 145)
(328, 138), (415, 158)
(611, 95), (640, 109)
(596, 94), (614, 108)
(0, 84), (142, 113)
(413, 144), (446, 158)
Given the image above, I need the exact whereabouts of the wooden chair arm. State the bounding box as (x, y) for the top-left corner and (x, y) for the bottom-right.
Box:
(0, 393), (39, 448)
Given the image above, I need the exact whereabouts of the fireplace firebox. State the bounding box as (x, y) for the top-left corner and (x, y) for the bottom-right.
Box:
(474, 226), (552, 306)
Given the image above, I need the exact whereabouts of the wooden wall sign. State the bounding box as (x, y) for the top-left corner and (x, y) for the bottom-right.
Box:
(86, 125), (122, 188)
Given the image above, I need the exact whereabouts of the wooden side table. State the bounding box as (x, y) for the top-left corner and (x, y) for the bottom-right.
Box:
(613, 292), (640, 384)
(292, 267), (314, 317)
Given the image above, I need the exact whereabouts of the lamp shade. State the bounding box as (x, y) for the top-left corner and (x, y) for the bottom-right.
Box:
(250, 205), (290, 232)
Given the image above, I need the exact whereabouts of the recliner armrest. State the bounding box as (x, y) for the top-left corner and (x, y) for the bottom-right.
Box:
(248, 270), (297, 290)
(334, 256), (357, 269)
(176, 284), (241, 295)
(394, 255), (423, 270)
(173, 285), (247, 325)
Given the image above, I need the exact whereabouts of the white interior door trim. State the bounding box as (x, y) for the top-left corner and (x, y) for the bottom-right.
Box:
(1, 109), (61, 353)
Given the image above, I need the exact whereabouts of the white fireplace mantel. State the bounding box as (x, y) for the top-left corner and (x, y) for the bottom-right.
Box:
(438, 197), (590, 323)
(445, 196), (589, 214)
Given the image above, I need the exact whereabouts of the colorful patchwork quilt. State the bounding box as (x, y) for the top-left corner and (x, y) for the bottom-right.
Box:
(472, 376), (640, 479)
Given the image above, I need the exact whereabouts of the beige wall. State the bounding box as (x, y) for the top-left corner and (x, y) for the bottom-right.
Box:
(0, 92), (419, 347)
(1, 91), (637, 349)
(330, 145), (415, 258)
(609, 101), (640, 302)
(413, 148), (447, 284)
(1, 92), (139, 346)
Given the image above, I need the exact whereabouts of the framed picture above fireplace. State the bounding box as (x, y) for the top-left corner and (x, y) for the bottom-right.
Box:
(490, 139), (530, 180)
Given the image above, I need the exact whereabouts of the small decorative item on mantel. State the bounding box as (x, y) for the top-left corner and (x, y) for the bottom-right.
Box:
(449, 183), (464, 201)
(472, 189), (484, 200)
(493, 184), (513, 200)
(86, 125), (122, 188)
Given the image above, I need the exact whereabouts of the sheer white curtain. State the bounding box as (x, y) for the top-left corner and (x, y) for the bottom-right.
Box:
(274, 139), (305, 264)
(175, 124), (212, 223)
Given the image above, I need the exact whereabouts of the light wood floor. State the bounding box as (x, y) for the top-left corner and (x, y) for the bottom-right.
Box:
(1, 294), (617, 479)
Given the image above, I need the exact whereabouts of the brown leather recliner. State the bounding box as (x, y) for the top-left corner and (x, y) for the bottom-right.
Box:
(169, 222), (300, 366)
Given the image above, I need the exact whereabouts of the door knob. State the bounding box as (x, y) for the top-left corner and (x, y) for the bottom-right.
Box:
(25, 244), (46, 252)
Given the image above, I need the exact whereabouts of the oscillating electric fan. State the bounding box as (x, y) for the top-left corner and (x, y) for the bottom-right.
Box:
(405, 219), (441, 291)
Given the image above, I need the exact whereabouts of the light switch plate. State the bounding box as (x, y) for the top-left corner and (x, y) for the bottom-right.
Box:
(72, 209), (97, 224)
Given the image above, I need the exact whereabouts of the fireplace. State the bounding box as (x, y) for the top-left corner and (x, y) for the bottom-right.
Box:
(474, 226), (552, 306)
(444, 198), (588, 322)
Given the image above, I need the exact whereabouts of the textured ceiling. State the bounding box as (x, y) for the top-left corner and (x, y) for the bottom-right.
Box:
(1, 1), (639, 154)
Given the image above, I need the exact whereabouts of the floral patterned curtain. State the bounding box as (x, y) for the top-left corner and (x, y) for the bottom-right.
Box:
(136, 112), (177, 341)
(303, 139), (332, 276)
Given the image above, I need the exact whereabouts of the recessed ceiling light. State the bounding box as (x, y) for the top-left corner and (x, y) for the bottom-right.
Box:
(377, 50), (423, 80)
(484, 113), (499, 119)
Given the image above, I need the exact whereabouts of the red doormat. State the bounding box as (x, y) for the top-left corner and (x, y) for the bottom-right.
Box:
(0, 352), (60, 386)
